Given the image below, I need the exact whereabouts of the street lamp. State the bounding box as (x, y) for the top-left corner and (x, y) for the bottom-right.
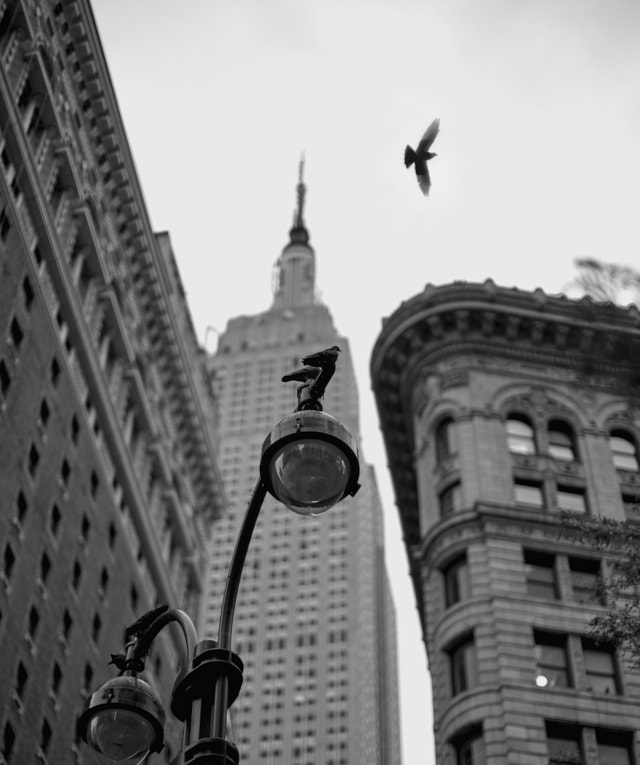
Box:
(79, 349), (360, 764)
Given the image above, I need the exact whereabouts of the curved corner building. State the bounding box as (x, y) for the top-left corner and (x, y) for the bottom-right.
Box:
(371, 280), (640, 764)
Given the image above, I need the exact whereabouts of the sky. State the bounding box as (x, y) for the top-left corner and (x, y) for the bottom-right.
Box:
(89, 1), (640, 762)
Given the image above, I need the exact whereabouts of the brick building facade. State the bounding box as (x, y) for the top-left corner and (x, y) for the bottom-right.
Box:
(371, 280), (640, 764)
(0, 2), (225, 762)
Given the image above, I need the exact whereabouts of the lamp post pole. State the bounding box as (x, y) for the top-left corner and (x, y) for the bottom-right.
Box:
(78, 349), (359, 764)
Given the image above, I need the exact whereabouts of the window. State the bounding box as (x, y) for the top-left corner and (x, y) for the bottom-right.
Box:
(62, 610), (73, 641)
(546, 723), (583, 765)
(90, 470), (99, 498)
(27, 443), (40, 477)
(557, 486), (587, 513)
(92, 613), (102, 643)
(9, 317), (23, 350)
(15, 661), (28, 698)
(597, 732), (632, 765)
(582, 640), (618, 695)
(439, 482), (461, 515)
(455, 729), (485, 765)
(609, 431), (639, 471)
(40, 552), (51, 584)
(40, 718), (52, 754)
(71, 414), (80, 443)
(524, 550), (557, 599)
(60, 458), (71, 486)
(22, 275), (35, 310)
(39, 398), (50, 429)
(4, 544), (15, 579)
(50, 357), (61, 386)
(0, 207), (10, 241)
(514, 480), (544, 507)
(28, 605), (40, 638)
(100, 567), (109, 594)
(50, 503), (61, 536)
(0, 359), (10, 396)
(534, 632), (570, 688)
(443, 555), (470, 608)
(449, 635), (477, 696)
(83, 663), (94, 692)
(548, 420), (576, 461)
(51, 662), (62, 696)
(16, 491), (28, 524)
(72, 560), (82, 590)
(3, 722), (15, 761)
(435, 417), (456, 463)
(506, 415), (536, 455)
(622, 494), (640, 517)
(569, 557), (603, 605)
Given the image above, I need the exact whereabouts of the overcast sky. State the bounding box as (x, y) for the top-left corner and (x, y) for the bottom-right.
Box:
(90, 1), (640, 761)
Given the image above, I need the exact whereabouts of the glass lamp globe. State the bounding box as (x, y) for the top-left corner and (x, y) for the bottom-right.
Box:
(79, 676), (165, 765)
(261, 411), (360, 514)
(85, 707), (156, 764)
(268, 438), (351, 515)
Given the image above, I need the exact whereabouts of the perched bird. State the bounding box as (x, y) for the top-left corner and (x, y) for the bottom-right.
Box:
(108, 653), (129, 673)
(301, 346), (341, 368)
(404, 118), (440, 195)
(282, 365), (321, 383)
(124, 604), (169, 641)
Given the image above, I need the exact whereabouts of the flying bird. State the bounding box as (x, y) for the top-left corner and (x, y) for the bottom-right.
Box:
(301, 346), (341, 368)
(404, 118), (440, 196)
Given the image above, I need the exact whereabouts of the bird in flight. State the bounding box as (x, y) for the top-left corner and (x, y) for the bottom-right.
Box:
(404, 118), (440, 195)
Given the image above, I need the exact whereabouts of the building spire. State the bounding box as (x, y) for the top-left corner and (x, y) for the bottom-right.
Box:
(272, 157), (316, 310)
(295, 153), (306, 228)
(289, 152), (309, 245)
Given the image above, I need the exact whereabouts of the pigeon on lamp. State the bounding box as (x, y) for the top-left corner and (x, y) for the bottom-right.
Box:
(124, 604), (169, 641)
(404, 118), (440, 195)
(301, 346), (341, 368)
(282, 346), (341, 412)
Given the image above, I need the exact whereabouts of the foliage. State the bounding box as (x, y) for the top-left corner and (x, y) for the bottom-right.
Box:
(572, 257), (640, 305)
(560, 511), (640, 667)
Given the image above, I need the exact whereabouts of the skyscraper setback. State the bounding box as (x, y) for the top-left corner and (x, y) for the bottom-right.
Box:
(201, 166), (401, 765)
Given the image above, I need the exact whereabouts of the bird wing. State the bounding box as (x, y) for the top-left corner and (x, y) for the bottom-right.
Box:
(417, 164), (431, 195)
(282, 366), (320, 382)
(417, 118), (440, 153)
(301, 347), (339, 366)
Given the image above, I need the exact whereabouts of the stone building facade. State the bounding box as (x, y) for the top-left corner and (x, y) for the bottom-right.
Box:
(371, 280), (640, 764)
(0, 2), (225, 763)
(200, 170), (401, 765)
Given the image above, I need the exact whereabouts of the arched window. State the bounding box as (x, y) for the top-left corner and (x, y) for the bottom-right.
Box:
(548, 420), (576, 461)
(435, 417), (455, 464)
(609, 430), (639, 471)
(506, 415), (536, 455)
(449, 634), (477, 696)
(443, 555), (471, 608)
(455, 729), (485, 765)
(439, 482), (461, 516)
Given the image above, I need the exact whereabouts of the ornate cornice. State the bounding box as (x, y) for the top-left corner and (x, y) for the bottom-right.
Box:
(55, 2), (226, 521)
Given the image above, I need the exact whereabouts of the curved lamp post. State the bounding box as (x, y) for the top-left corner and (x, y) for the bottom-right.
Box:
(79, 350), (360, 764)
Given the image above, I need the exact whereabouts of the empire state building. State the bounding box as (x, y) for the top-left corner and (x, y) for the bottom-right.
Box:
(200, 166), (401, 765)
